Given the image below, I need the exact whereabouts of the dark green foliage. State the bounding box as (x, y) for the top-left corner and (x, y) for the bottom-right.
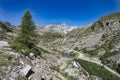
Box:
(74, 47), (80, 51)
(10, 10), (39, 56)
(100, 51), (119, 64)
(0, 21), (13, 32)
(76, 59), (120, 80)
(116, 64), (120, 74)
(82, 48), (98, 56)
(18, 10), (38, 48)
(0, 21), (14, 40)
(101, 34), (107, 41)
(0, 69), (4, 76)
(100, 50), (120, 74)
(50, 65), (60, 72)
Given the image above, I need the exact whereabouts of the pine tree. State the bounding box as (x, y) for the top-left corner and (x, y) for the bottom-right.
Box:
(18, 10), (38, 48)
(11, 10), (39, 55)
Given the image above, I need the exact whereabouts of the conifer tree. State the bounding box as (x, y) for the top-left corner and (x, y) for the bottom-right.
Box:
(12, 10), (39, 55)
(18, 10), (37, 48)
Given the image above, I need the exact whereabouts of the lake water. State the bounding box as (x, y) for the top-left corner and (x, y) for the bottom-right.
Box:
(62, 53), (74, 58)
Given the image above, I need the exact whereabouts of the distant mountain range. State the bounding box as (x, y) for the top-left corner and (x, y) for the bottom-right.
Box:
(37, 23), (77, 34)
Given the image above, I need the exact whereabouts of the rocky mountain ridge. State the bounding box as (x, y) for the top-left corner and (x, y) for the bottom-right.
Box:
(0, 21), (17, 40)
(37, 23), (77, 34)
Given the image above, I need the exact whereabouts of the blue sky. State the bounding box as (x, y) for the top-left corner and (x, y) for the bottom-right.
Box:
(0, 0), (120, 26)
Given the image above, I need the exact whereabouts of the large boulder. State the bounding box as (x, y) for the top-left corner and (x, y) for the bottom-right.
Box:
(0, 41), (9, 48)
(20, 65), (32, 77)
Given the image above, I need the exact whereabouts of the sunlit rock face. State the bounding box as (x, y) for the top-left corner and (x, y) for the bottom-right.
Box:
(37, 23), (77, 34)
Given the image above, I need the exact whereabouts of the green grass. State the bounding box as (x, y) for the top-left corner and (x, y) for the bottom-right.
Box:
(99, 50), (120, 74)
(0, 69), (4, 76)
(69, 52), (78, 57)
(0, 54), (19, 66)
(82, 48), (98, 56)
(40, 32), (63, 42)
(116, 64), (120, 74)
(100, 51), (119, 64)
(50, 65), (60, 72)
(100, 12), (120, 21)
(76, 59), (120, 80)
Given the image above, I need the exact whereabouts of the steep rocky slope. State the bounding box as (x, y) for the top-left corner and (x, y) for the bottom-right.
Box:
(0, 21), (17, 40)
(65, 12), (120, 75)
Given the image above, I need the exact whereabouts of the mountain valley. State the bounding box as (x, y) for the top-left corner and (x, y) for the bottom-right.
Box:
(0, 12), (120, 80)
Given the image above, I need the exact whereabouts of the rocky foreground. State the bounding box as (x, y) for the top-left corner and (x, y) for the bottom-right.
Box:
(0, 41), (89, 80)
(0, 39), (120, 80)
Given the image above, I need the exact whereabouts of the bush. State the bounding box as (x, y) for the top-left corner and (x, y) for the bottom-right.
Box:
(116, 64), (120, 74)
(100, 51), (119, 64)
(82, 48), (98, 56)
(50, 65), (60, 72)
